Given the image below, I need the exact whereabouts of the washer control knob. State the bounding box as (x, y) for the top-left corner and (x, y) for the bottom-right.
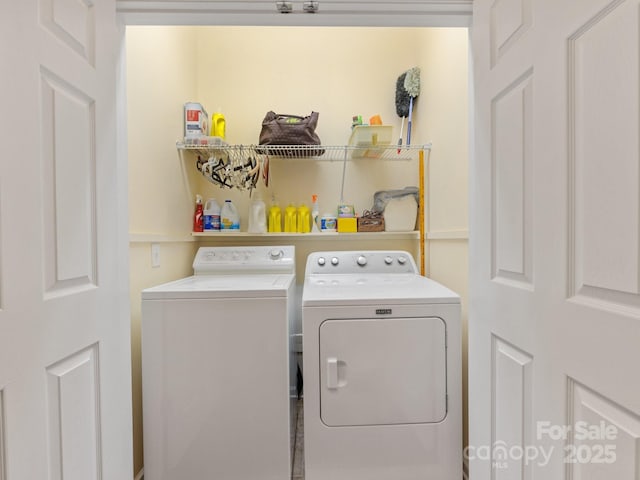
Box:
(317, 257), (326, 266)
(269, 249), (283, 260)
(398, 256), (407, 265)
(331, 257), (339, 266)
(357, 255), (367, 266)
(384, 256), (393, 265)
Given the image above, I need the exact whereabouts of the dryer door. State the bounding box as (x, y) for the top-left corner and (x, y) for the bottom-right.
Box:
(319, 316), (447, 426)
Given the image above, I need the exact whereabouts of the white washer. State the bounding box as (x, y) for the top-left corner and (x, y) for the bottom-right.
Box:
(302, 250), (461, 480)
(142, 246), (296, 480)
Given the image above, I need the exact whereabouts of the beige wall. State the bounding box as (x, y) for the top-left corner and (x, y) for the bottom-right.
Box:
(127, 26), (201, 476)
(127, 26), (203, 235)
(127, 25), (468, 476)
(419, 28), (470, 447)
(193, 26), (427, 229)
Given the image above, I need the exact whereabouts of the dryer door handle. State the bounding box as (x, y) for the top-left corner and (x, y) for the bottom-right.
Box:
(327, 357), (339, 389)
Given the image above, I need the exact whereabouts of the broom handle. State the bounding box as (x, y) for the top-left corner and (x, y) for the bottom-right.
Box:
(397, 116), (405, 154)
(407, 96), (414, 146)
(339, 147), (348, 203)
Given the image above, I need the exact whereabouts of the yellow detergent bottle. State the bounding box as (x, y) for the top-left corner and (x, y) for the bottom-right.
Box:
(210, 108), (226, 139)
(284, 204), (298, 233)
(268, 202), (282, 233)
(297, 204), (311, 233)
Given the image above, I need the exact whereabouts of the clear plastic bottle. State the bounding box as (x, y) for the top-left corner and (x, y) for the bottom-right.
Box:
(220, 200), (240, 231)
(248, 195), (267, 233)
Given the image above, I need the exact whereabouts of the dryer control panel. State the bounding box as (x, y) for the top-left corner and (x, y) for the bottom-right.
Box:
(306, 250), (418, 275)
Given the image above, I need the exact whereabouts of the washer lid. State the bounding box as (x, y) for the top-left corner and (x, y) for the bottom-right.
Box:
(302, 273), (459, 306)
(141, 274), (294, 300)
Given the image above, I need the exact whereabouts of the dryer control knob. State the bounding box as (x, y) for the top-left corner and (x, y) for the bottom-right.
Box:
(317, 257), (326, 266)
(269, 249), (283, 260)
(398, 256), (407, 265)
(331, 257), (339, 266)
(384, 256), (393, 265)
(357, 255), (367, 266)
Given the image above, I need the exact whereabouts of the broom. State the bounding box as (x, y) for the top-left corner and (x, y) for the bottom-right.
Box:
(395, 72), (410, 153)
(404, 67), (421, 146)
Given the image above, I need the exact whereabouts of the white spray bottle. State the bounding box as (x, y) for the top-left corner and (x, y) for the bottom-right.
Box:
(311, 194), (320, 232)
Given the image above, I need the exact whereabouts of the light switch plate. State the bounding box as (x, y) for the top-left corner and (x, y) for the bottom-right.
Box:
(151, 243), (160, 268)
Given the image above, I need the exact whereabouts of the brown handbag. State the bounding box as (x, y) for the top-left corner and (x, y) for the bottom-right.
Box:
(258, 111), (325, 157)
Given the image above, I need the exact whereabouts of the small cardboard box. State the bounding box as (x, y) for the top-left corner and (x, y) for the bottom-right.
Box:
(357, 215), (385, 232)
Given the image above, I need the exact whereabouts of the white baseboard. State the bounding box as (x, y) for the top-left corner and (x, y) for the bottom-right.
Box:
(134, 468), (144, 480)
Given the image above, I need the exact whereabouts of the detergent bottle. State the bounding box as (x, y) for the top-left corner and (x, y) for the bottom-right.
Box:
(220, 200), (240, 231)
(203, 198), (221, 231)
(297, 204), (311, 233)
(284, 204), (298, 233)
(193, 194), (204, 232)
(268, 201), (282, 233)
(211, 108), (226, 139)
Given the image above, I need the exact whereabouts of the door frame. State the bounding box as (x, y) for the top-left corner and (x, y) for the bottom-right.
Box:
(115, 3), (475, 479)
(115, 1), (473, 27)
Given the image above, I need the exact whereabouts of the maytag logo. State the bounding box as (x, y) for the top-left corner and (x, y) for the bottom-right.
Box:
(376, 308), (392, 315)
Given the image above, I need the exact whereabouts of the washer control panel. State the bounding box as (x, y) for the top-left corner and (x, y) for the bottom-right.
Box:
(193, 246), (295, 274)
(306, 251), (418, 275)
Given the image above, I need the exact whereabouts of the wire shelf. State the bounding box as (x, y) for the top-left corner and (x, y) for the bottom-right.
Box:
(176, 142), (431, 162)
(191, 145), (260, 191)
(177, 141), (431, 193)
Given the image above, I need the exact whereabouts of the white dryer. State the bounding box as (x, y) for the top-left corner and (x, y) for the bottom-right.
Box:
(302, 250), (461, 480)
(141, 246), (296, 480)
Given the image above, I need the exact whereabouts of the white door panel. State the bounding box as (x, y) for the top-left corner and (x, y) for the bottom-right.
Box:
(0, 1), (132, 479)
(569, 0), (640, 303)
(472, 1), (640, 479)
